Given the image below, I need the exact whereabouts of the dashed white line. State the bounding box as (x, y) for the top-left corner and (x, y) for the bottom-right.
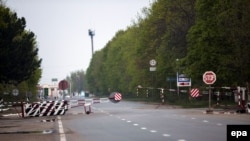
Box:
(217, 123), (223, 126)
(58, 116), (66, 141)
(109, 113), (190, 141)
(150, 130), (157, 133)
(203, 120), (208, 123)
(133, 123), (139, 126)
(178, 139), (187, 141)
(162, 133), (171, 137)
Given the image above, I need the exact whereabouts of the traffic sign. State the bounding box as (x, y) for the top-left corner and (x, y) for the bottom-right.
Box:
(203, 71), (216, 85)
(149, 67), (156, 71)
(12, 89), (19, 96)
(59, 80), (69, 90)
(190, 88), (199, 97)
(177, 74), (191, 87)
(149, 59), (157, 66)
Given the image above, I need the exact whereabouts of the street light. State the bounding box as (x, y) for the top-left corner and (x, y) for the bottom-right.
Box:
(88, 29), (95, 56)
(176, 58), (179, 96)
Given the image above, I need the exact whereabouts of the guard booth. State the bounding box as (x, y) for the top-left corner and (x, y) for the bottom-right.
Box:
(234, 87), (248, 113)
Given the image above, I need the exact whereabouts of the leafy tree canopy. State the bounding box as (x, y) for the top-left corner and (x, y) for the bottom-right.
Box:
(0, 4), (42, 86)
(86, 0), (250, 98)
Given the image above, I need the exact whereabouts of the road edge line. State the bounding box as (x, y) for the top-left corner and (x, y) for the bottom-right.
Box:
(58, 116), (67, 141)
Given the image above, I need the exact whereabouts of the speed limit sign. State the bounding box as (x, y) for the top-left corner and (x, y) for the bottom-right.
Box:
(149, 59), (157, 66)
(203, 71), (216, 85)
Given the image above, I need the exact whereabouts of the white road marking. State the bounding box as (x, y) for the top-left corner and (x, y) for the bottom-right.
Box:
(150, 130), (157, 133)
(203, 120), (208, 123)
(113, 114), (190, 140)
(58, 116), (66, 141)
(162, 134), (171, 137)
(217, 123), (223, 126)
(133, 123), (139, 126)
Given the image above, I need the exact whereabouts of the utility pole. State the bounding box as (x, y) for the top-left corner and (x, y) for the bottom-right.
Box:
(88, 29), (95, 56)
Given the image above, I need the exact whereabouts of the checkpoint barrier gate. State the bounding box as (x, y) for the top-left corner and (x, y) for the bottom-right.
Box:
(1, 92), (122, 117)
(68, 92), (122, 114)
(0, 100), (69, 117)
(69, 98), (110, 108)
(68, 98), (112, 114)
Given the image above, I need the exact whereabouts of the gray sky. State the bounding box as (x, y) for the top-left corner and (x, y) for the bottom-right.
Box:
(5, 0), (151, 85)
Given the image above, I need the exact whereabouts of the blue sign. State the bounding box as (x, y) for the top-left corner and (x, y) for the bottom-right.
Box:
(177, 73), (191, 87)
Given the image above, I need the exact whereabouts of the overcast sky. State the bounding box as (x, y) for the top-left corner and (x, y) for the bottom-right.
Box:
(5, 0), (151, 85)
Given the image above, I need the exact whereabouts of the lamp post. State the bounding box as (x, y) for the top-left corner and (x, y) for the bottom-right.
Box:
(176, 58), (179, 96)
(88, 29), (95, 56)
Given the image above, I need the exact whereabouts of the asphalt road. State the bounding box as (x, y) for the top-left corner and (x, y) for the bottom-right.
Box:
(1, 100), (249, 141)
(61, 101), (250, 141)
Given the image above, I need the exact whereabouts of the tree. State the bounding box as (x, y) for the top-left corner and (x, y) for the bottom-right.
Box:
(86, 0), (196, 98)
(66, 70), (87, 94)
(0, 4), (42, 85)
(184, 0), (250, 86)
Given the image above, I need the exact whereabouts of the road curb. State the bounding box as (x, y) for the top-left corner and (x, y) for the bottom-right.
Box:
(203, 111), (238, 115)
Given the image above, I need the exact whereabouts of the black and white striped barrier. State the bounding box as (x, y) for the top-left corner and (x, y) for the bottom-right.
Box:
(24, 100), (68, 117)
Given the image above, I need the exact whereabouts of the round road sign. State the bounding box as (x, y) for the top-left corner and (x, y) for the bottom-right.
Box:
(59, 80), (69, 90)
(12, 89), (19, 96)
(149, 59), (157, 66)
(203, 71), (216, 85)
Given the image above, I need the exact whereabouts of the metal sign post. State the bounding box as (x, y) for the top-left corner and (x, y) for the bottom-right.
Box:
(59, 80), (69, 99)
(203, 71), (216, 113)
(149, 59), (157, 98)
(177, 73), (191, 97)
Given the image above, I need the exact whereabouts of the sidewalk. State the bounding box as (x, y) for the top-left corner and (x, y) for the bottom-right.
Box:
(0, 114), (58, 141)
(142, 102), (250, 115)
